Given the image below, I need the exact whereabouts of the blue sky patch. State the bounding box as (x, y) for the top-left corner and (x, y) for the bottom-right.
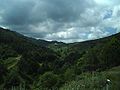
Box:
(105, 27), (117, 34)
(103, 10), (113, 19)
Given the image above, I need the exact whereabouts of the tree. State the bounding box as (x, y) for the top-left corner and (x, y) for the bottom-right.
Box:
(99, 37), (120, 68)
(38, 72), (59, 89)
(79, 48), (100, 72)
(0, 62), (7, 85)
(64, 68), (75, 81)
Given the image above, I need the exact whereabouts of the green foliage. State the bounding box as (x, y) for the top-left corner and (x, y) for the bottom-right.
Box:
(18, 56), (40, 77)
(79, 48), (100, 72)
(99, 37), (120, 68)
(60, 72), (107, 90)
(76, 37), (120, 72)
(64, 68), (75, 81)
(102, 66), (120, 90)
(35, 72), (60, 89)
(4, 71), (21, 89)
(0, 63), (7, 85)
(0, 44), (18, 59)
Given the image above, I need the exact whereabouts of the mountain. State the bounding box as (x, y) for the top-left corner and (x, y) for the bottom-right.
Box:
(0, 27), (60, 89)
(0, 27), (66, 48)
(68, 32), (120, 52)
(0, 27), (120, 89)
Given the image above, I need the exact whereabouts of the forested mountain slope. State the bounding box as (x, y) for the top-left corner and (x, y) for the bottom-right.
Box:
(0, 27), (120, 89)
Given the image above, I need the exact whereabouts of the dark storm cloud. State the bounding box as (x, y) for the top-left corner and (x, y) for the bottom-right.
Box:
(0, 0), (91, 25)
(0, 0), (94, 38)
(34, 0), (93, 22)
(1, 0), (35, 25)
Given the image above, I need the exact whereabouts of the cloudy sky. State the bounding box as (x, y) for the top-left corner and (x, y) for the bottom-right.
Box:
(0, 0), (120, 43)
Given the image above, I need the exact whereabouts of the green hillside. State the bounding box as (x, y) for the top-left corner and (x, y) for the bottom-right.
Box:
(60, 66), (120, 90)
(0, 27), (120, 90)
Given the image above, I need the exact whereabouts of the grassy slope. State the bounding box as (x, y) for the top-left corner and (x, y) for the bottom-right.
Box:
(60, 66), (120, 90)
(3, 56), (21, 70)
(103, 66), (120, 90)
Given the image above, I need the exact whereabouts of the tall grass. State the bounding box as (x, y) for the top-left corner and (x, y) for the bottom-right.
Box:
(60, 72), (107, 90)
(60, 66), (120, 90)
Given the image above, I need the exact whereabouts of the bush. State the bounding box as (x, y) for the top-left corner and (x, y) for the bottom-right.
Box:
(36, 72), (60, 89)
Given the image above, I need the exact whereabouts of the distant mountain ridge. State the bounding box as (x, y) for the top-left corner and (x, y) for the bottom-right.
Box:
(1, 26), (120, 47)
(0, 27), (66, 47)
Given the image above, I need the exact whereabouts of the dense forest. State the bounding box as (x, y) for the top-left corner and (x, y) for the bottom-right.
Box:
(0, 27), (120, 90)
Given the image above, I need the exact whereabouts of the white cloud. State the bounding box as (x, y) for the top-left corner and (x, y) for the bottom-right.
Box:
(112, 5), (120, 17)
(94, 0), (113, 5)
(88, 27), (109, 39)
(29, 19), (55, 33)
(94, 0), (120, 6)
(24, 0), (120, 43)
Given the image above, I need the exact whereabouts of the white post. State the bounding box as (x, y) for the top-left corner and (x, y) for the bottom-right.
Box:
(106, 84), (109, 90)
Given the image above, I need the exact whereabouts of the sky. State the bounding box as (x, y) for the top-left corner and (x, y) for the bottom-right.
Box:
(0, 0), (120, 43)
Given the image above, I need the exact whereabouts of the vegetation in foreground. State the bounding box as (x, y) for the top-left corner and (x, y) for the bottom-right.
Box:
(1, 66), (120, 90)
